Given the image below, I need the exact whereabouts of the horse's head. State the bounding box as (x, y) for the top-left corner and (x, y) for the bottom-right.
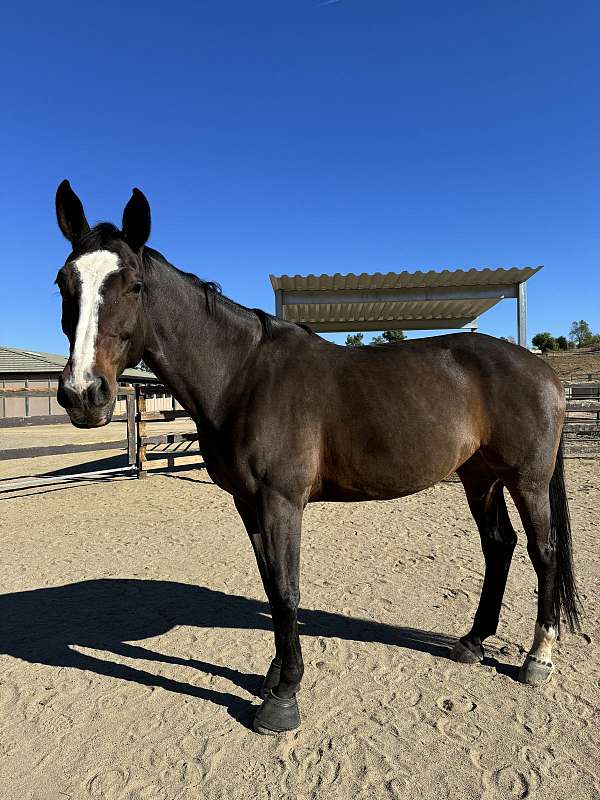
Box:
(54, 180), (150, 427)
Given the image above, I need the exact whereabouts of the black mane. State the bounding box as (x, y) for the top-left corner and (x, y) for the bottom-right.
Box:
(143, 243), (313, 340)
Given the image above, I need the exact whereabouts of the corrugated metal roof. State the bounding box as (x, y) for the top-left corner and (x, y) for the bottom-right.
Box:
(0, 346), (157, 381)
(270, 266), (542, 331)
(270, 266), (542, 292)
(283, 298), (500, 326)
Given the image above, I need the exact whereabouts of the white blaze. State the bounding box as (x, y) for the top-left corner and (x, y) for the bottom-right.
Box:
(70, 250), (120, 390)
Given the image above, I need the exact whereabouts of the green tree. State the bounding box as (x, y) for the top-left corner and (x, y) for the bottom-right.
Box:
(370, 329), (406, 345)
(569, 320), (593, 348)
(345, 333), (365, 347)
(555, 336), (569, 350)
(532, 332), (556, 353)
(381, 329), (405, 343)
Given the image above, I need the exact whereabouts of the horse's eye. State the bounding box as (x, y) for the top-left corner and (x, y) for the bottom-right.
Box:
(130, 282), (143, 294)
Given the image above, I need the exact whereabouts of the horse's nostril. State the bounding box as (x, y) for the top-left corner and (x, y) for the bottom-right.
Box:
(57, 379), (82, 410)
(86, 375), (110, 407)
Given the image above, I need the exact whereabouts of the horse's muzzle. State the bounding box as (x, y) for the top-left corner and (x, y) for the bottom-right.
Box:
(57, 374), (116, 427)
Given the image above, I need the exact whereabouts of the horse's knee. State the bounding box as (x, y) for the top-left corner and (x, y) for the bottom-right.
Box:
(271, 578), (300, 614)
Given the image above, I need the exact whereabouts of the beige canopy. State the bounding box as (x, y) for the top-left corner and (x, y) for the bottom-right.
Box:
(271, 266), (542, 346)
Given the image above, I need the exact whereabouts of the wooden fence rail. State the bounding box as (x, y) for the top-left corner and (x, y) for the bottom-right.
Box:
(134, 384), (202, 478)
(0, 386), (138, 468)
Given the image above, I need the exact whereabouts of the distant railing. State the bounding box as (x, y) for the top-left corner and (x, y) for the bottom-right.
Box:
(562, 372), (600, 384)
(563, 382), (600, 458)
(543, 346), (600, 357)
(565, 383), (600, 401)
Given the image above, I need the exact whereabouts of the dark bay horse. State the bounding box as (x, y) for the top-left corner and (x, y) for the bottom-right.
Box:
(54, 181), (580, 734)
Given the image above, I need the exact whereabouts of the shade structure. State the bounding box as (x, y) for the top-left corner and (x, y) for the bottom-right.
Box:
(270, 266), (542, 345)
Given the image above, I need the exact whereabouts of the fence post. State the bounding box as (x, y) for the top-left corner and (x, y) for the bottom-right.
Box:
(126, 386), (137, 469)
(168, 393), (177, 466)
(136, 385), (148, 479)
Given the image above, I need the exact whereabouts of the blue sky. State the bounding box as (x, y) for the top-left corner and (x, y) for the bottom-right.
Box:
(1, 0), (599, 353)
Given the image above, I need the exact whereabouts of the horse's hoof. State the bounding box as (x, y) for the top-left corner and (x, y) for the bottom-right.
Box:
(449, 639), (483, 664)
(253, 691), (301, 735)
(518, 654), (554, 686)
(260, 659), (282, 700)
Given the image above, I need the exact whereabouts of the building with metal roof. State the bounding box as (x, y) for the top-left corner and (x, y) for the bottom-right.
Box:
(271, 266), (542, 347)
(0, 345), (157, 424)
(0, 345), (155, 381)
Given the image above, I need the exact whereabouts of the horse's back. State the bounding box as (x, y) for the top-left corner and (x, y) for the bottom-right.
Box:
(298, 333), (563, 501)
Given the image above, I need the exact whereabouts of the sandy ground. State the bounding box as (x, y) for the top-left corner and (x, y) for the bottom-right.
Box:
(0, 451), (598, 800)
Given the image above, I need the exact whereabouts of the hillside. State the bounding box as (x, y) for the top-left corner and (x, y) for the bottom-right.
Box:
(539, 347), (600, 381)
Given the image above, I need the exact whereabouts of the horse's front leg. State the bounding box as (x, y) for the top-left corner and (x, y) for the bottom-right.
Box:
(251, 489), (304, 735)
(233, 496), (283, 697)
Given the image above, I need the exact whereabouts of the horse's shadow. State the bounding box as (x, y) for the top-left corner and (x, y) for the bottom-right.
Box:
(0, 579), (510, 729)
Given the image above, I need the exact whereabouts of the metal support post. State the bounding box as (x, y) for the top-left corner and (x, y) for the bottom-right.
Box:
(517, 282), (527, 347)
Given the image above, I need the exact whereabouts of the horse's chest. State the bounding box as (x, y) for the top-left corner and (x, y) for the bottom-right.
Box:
(198, 439), (254, 497)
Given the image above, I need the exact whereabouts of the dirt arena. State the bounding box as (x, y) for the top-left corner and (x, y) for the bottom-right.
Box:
(0, 450), (598, 800)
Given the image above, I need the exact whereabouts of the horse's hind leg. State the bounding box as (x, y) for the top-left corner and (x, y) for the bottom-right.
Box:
(470, 435), (579, 686)
(506, 484), (559, 685)
(450, 454), (517, 664)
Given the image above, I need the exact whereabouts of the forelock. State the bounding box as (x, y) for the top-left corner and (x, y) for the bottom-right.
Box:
(75, 223), (124, 254)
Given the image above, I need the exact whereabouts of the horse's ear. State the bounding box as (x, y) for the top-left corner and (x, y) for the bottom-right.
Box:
(55, 180), (90, 244)
(122, 188), (151, 252)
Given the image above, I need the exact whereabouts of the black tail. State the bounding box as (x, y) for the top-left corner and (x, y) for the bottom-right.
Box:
(549, 434), (582, 634)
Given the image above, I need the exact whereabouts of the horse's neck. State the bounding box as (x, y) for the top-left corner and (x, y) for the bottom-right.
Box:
(141, 259), (259, 431)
